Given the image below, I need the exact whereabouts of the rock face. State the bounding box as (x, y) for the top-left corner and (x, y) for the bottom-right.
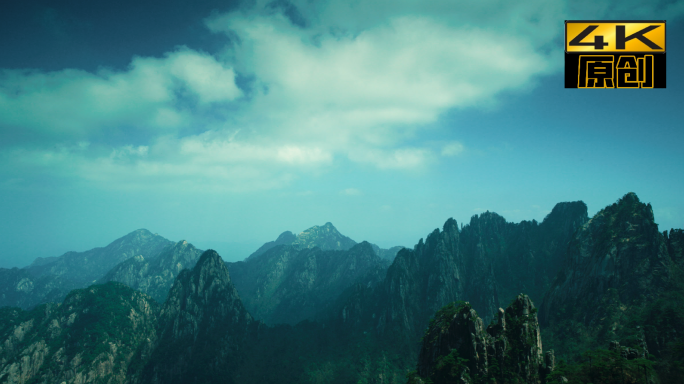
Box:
(229, 241), (390, 325)
(100, 240), (203, 303)
(666, 228), (684, 267)
(143, 250), (257, 384)
(410, 295), (551, 384)
(0, 283), (159, 384)
(540, 193), (674, 327)
(0, 229), (173, 310)
(336, 201), (588, 344)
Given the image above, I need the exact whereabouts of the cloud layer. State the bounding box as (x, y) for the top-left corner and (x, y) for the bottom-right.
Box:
(2, 0), (683, 191)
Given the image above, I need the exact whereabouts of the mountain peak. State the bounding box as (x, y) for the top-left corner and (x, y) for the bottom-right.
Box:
(442, 217), (458, 233)
(194, 249), (226, 274)
(275, 231), (296, 243)
(545, 200), (587, 219)
(108, 228), (169, 249)
(246, 231), (297, 261)
(151, 249), (253, 383)
(622, 191), (640, 202)
(596, 191), (654, 225)
(292, 222), (356, 251)
(412, 296), (547, 384)
(540, 192), (667, 326)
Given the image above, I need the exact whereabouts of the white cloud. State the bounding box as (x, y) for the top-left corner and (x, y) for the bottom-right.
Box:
(167, 52), (243, 104)
(209, 13), (553, 128)
(340, 188), (362, 196)
(441, 142), (465, 157)
(3, 0), (683, 192)
(348, 147), (435, 169)
(200, 7), (562, 171)
(0, 48), (241, 137)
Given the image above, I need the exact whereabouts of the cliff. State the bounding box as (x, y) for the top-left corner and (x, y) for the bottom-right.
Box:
(143, 250), (258, 384)
(409, 295), (553, 384)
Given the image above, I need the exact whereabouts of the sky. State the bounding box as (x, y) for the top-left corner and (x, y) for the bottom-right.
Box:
(1, 0), (683, 267)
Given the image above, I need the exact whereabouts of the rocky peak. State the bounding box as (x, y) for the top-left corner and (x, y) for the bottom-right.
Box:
(148, 250), (255, 384)
(275, 230), (297, 243)
(157, 240), (201, 270)
(246, 231), (297, 261)
(246, 223), (356, 262)
(540, 192), (672, 326)
(377, 219), (467, 340)
(540, 201), (589, 235)
(411, 294), (550, 384)
(292, 222), (357, 251)
(468, 211), (507, 231)
(97, 229), (171, 257)
(351, 240), (376, 254)
(163, 250), (238, 313)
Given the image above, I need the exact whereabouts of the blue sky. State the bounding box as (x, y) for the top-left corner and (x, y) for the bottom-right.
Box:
(1, 0), (683, 267)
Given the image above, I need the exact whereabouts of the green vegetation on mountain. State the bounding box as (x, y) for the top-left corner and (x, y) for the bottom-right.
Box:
(0, 193), (681, 384)
(408, 295), (550, 384)
(0, 282), (159, 384)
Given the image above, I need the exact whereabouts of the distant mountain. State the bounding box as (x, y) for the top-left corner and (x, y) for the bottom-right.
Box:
(246, 230), (297, 260)
(27, 229), (173, 285)
(229, 241), (391, 325)
(246, 222), (403, 262)
(0, 229), (173, 310)
(370, 244), (405, 261)
(229, 222), (403, 325)
(1, 194), (682, 384)
(292, 222), (357, 250)
(99, 239), (203, 303)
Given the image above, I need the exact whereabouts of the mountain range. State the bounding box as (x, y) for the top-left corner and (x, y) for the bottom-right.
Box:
(0, 192), (682, 384)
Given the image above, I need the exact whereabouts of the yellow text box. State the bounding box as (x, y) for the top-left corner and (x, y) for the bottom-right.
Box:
(566, 22), (665, 53)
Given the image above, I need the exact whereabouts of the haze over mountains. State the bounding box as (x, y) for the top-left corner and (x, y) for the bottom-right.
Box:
(0, 193), (682, 383)
(0, 222), (403, 312)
